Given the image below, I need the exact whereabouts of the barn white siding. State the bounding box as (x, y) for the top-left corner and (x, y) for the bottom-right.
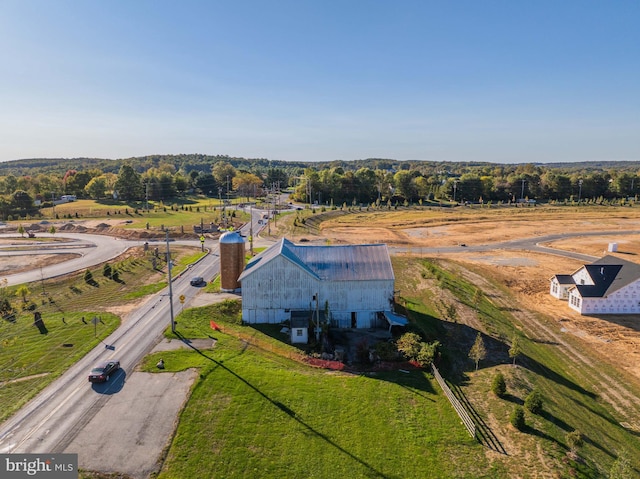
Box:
(239, 238), (395, 327)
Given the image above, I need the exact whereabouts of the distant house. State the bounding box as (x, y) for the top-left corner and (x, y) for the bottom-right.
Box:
(238, 238), (396, 330)
(550, 255), (640, 314)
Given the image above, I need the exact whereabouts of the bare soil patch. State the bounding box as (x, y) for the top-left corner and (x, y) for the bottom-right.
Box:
(0, 253), (80, 275)
(322, 217), (639, 248)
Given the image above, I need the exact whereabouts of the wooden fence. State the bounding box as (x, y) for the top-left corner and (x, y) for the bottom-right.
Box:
(431, 364), (476, 438)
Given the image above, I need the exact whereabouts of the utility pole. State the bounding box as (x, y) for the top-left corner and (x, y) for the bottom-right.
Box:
(226, 175), (230, 208)
(165, 229), (175, 333)
(520, 179), (526, 201)
(249, 203), (254, 256)
(219, 187), (224, 227)
(578, 179), (583, 203)
(315, 293), (321, 341)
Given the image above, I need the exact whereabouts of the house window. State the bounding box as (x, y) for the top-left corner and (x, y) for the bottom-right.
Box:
(296, 329), (303, 336)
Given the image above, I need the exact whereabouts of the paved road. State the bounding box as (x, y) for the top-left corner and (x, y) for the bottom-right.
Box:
(0, 216), (266, 477)
(0, 233), (147, 286)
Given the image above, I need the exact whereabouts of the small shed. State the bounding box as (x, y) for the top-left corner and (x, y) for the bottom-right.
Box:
(290, 311), (310, 344)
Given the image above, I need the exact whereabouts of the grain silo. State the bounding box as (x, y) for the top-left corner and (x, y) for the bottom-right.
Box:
(219, 231), (245, 292)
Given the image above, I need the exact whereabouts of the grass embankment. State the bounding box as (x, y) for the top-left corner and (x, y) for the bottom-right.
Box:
(139, 301), (498, 479)
(393, 256), (640, 478)
(0, 245), (204, 423)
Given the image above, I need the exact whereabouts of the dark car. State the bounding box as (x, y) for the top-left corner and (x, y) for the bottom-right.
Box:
(190, 276), (205, 286)
(88, 360), (120, 383)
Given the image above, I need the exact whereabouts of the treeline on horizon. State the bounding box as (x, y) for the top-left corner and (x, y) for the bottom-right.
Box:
(1, 154), (640, 220)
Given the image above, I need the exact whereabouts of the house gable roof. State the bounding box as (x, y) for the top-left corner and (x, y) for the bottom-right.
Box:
(238, 238), (394, 282)
(553, 274), (575, 285)
(572, 255), (640, 298)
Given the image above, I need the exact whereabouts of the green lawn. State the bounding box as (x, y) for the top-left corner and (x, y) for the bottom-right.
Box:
(141, 304), (496, 479)
(394, 257), (640, 478)
(0, 310), (120, 422)
(0, 245), (202, 422)
(36, 198), (250, 231)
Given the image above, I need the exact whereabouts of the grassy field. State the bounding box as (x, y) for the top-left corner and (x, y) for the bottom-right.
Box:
(392, 256), (640, 478)
(0, 245), (204, 423)
(36, 198), (251, 231)
(138, 302), (499, 479)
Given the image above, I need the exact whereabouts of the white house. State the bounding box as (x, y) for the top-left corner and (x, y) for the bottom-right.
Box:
(550, 255), (640, 314)
(238, 238), (395, 329)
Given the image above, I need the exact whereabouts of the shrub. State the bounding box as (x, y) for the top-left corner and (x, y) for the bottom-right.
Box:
(354, 338), (370, 363)
(492, 372), (507, 397)
(84, 269), (93, 284)
(416, 340), (440, 368)
(103, 264), (112, 278)
(510, 405), (526, 430)
(374, 341), (399, 361)
(525, 389), (544, 414)
(566, 430), (583, 453)
(396, 332), (422, 360)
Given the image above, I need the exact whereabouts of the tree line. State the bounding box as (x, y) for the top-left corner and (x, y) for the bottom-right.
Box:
(1, 155), (640, 219)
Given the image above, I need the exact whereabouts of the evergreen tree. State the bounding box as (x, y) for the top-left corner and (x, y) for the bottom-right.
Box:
(114, 165), (143, 200)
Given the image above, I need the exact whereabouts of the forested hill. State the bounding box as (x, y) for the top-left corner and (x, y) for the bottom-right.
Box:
(1, 154), (640, 177)
(0, 154), (307, 176)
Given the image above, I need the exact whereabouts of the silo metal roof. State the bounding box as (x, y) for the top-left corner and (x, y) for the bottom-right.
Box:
(219, 231), (245, 244)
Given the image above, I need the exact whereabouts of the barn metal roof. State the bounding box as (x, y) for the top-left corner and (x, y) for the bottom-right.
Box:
(239, 238), (394, 282)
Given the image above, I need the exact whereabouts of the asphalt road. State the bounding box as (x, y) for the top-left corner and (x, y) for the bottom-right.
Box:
(0, 214), (266, 477)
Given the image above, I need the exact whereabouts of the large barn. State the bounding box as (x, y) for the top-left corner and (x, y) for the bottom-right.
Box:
(550, 255), (640, 314)
(238, 238), (395, 329)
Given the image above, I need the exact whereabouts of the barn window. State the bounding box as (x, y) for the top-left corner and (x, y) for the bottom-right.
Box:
(296, 329), (303, 337)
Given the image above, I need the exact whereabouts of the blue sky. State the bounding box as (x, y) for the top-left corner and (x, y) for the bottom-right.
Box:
(0, 1), (638, 164)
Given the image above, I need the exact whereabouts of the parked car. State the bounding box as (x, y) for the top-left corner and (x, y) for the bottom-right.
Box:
(88, 360), (120, 383)
(190, 276), (205, 286)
